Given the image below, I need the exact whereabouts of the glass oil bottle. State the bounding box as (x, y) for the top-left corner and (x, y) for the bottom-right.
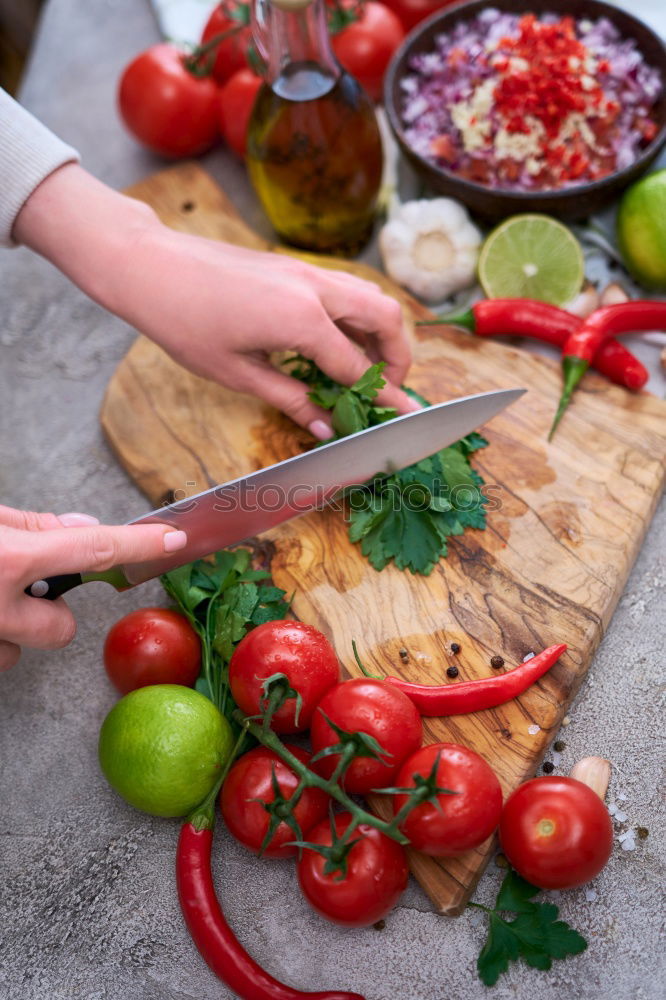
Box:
(247, 0), (383, 256)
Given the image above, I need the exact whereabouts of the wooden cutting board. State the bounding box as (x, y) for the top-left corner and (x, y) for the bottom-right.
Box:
(101, 163), (666, 915)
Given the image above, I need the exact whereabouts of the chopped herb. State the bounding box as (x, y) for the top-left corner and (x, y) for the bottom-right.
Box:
(286, 358), (489, 575)
(471, 868), (587, 987)
(161, 548), (291, 743)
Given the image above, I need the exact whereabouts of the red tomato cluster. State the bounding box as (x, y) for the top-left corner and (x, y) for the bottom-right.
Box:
(116, 1), (412, 159)
(222, 620), (505, 926)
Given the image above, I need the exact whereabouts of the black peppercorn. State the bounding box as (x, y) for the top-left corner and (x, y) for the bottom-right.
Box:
(446, 665), (459, 678)
(637, 827), (649, 840)
(450, 642), (461, 654)
(554, 740), (566, 752)
(399, 647), (409, 661)
(542, 761), (555, 773)
(490, 655), (505, 669)
(373, 919), (386, 930)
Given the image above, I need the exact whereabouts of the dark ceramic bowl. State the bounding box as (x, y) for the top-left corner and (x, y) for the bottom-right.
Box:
(384, 0), (666, 221)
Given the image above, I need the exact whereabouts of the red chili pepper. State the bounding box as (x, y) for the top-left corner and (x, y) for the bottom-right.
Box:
(177, 821), (365, 1000)
(384, 644), (566, 717)
(419, 300), (648, 391)
(550, 300), (666, 438)
(443, 300), (647, 387)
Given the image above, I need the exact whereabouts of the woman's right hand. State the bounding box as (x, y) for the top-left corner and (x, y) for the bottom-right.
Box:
(0, 506), (187, 671)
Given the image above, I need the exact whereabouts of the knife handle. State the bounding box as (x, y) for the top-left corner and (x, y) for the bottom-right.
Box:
(25, 574), (84, 600)
(25, 568), (132, 601)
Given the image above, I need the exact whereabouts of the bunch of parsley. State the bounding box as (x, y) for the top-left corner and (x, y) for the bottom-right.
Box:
(161, 548), (290, 738)
(287, 358), (489, 575)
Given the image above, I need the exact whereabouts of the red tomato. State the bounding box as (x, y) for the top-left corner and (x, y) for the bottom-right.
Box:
(297, 812), (408, 925)
(331, 2), (405, 103)
(228, 621), (340, 733)
(201, 1), (253, 84)
(103, 608), (200, 694)
(310, 677), (422, 794)
(220, 745), (329, 857)
(383, 0), (456, 32)
(117, 44), (220, 158)
(393, 743), (502, 856)
(499, 777), (614, 889)
(218, 68), (263, 158)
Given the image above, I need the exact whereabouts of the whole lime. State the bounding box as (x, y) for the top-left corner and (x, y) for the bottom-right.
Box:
(98, 684), (233, 817)
(617, 169), (666, 291)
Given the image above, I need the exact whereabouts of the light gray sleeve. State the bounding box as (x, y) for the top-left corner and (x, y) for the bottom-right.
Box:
(0, 87), (80, 248)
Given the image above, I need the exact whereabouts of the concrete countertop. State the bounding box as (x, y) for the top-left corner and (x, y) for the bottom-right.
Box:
(0, 1), (664, 998)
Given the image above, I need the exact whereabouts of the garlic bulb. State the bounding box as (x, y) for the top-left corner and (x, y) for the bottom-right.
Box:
(378, 198), (482, 303)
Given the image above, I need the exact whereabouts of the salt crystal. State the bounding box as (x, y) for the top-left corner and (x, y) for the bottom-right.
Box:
(585, 889), (598, 902)
(523, 652), (535, 662)
(551, 752), (562, 766)
(615, 810), (628, 823)
(608, 802), (618, 816)
(621, 835), (636, 851)
(617, 792), (627, 802)
(528, 724), (541, 735)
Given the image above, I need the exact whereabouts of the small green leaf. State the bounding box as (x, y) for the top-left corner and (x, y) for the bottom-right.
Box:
(477, 913), (520, 987)
(496, 869), (540, 914)
(195, 676), (214, 702)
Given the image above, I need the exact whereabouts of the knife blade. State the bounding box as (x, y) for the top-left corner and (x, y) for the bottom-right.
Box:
(28, 387), (524, 599)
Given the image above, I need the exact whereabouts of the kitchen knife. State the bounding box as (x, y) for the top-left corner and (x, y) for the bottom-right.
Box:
(27, 387), (524, 600)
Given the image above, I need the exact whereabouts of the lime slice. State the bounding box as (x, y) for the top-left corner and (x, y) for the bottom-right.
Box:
(617, 169), (666, 291)
(478, 214), (584, 305)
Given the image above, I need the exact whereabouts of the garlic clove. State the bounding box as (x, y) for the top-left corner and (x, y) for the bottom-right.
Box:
(599, 281), (630, 306)
(564, 281), (600, 318)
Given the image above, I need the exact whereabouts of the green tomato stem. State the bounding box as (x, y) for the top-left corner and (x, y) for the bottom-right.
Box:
(236, 713), (411, 845)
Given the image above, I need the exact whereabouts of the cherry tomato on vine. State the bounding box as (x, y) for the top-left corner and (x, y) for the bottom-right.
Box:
(383, 0), (456, 32)
(310, 677), (422, 794)
(218, 68), (263, 158)
(297, 811), (408, 926)
(330, 2), (405, 103)
(220, 745), (329, 858)
(228, 621), (340, 733)
(393, 743), (502, 856)
(499, 776), (613, 889)
(201, 1), (253, 83)
(118, 44), (220, 158)
(103, 608), (201, 694)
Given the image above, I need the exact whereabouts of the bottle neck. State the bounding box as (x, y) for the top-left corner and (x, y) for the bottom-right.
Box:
(253, 0), (340, 95)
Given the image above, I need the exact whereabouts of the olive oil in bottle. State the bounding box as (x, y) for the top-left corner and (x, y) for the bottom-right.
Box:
(247, 0), (383, 256)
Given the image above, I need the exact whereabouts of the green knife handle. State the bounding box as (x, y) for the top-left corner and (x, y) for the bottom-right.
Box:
(25, 568), (132, 600)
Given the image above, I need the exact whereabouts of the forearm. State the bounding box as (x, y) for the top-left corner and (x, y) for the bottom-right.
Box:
(13, 162), (160, 313)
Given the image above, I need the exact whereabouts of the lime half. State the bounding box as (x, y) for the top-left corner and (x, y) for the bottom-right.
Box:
(478, 214), (584, 305)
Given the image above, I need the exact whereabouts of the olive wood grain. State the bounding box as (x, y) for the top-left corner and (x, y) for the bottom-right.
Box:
(100, 163), (666, 915)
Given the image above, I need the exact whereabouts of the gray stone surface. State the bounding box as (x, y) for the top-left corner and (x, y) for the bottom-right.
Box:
(0, 1), (664, 998)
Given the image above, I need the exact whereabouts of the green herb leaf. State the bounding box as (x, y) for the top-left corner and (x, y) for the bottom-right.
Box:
(475, 869), (588, 987)
(289, 358), (489, 575)
(161, 549), (291, 729)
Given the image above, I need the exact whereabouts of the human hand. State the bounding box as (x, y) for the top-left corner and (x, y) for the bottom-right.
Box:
(117, 234), (420, 438)
(14, 166), (419, 440)
(0, 506), (186, 671)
